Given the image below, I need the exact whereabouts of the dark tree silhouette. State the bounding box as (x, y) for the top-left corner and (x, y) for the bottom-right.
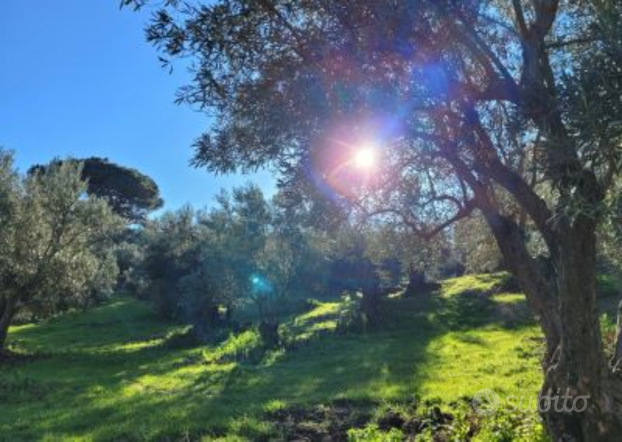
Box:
(30, 157), (163, 223)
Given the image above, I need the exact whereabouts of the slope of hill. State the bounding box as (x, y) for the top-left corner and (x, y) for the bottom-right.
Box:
(0, 274), (555, 440)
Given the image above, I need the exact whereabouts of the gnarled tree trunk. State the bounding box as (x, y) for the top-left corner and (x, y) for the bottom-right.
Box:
(539, 222), (622, 441)
(491, 211), (622, 440)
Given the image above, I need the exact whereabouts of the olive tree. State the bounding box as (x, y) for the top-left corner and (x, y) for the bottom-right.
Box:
(0, 151), (122, 351)
(139, 206), (200, 318)
(137, 186), (272, 338)
(131, 1), (622, 437)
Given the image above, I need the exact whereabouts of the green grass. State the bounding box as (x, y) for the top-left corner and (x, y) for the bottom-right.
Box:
(1, 274), (548, 440)
(441, 272), (514, 297)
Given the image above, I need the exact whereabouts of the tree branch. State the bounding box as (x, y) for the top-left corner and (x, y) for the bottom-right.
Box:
(512, 0), (529, 37)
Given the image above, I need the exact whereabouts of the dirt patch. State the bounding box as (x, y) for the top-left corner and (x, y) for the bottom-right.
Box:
(268, 399), (373, 441)
(267, 400), (475, 441)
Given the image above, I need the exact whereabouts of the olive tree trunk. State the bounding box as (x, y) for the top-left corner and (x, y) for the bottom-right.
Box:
(490, 211), (622, 441)
(0, 297), (17, 353)
(539, 223), (622, 441)
(0, 321), (9, 352)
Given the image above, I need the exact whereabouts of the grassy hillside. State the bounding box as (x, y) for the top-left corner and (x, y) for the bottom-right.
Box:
(0, 274), (557, 440)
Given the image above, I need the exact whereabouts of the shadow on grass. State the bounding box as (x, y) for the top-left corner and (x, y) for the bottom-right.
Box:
(1, 285), (538, 440)
(8, 298), (182, 353)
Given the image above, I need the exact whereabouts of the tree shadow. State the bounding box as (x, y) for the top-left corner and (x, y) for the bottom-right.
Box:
(1, 287), (539, 440)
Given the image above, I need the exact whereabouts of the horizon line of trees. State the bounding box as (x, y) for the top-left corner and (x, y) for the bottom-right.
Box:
(2, 148), (621, 354)
(0, 149), (467, 351)
(3, 149), (621, 352)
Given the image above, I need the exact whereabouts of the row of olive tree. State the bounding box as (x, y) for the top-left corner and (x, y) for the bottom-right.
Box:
(127, 184), (447, 343)
(126, 184), (331, 344)
(0, 150), (123, 352)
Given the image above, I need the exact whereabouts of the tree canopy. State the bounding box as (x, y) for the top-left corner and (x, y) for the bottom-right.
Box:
(30, 157), (163, 223)
(0, 150), (122, 350)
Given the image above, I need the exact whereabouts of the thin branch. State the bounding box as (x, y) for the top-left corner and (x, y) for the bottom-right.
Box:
(545, 36), (600, 49)
(532, 0), (559, 39)
(512, 0), (529, 37)
(356, 201), (475, 241)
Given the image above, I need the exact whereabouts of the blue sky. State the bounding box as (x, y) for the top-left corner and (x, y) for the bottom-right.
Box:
(0, 0), (273, 211)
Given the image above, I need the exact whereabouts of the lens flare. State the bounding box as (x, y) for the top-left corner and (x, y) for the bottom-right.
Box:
(353, 147), (376, 169)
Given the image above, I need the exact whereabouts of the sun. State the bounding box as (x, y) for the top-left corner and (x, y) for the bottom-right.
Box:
(353, 147), (377, 169)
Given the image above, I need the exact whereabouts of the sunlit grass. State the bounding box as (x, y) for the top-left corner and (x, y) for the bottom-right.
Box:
(492, 293), (526, 304)
(417, 327), (542, 402)
(441, 272), (512, 297)
(283, 300), (344, 342)
(0, 273), (559, 440)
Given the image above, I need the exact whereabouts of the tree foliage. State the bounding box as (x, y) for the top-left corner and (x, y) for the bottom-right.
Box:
(133, 185), (333, 340)
(0, 150), (122, 350)
(454, 211), (502, 274)
(30, 157), (163, 223)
